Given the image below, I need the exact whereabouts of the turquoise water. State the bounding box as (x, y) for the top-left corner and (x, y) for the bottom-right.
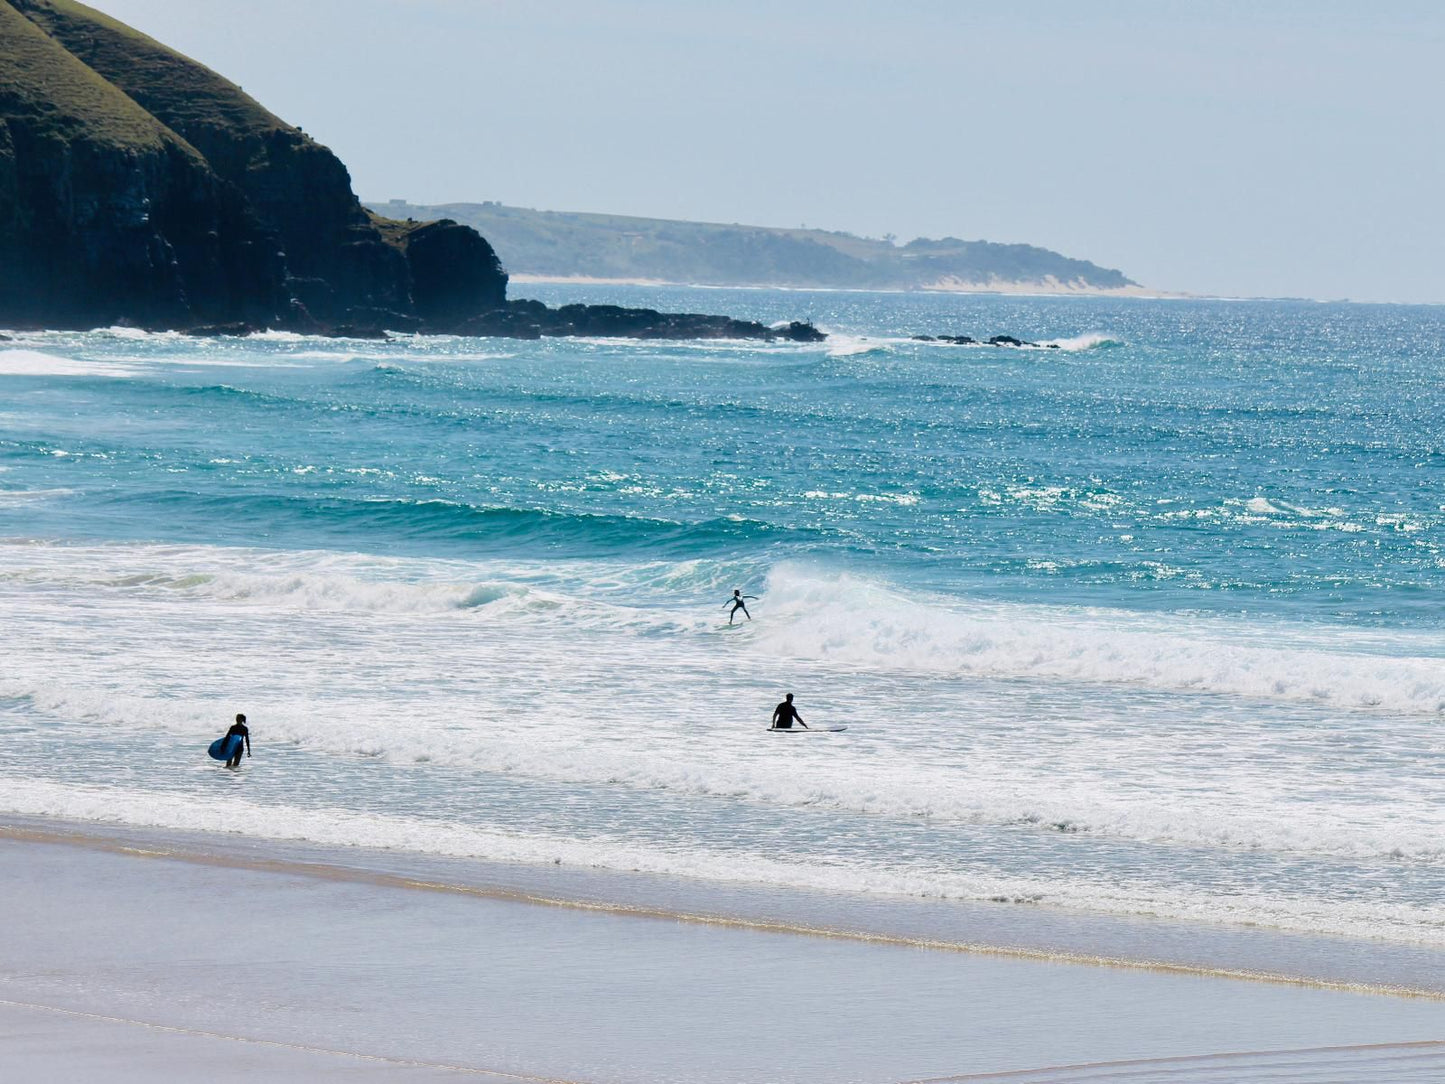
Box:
(2, 288), (1443, 961)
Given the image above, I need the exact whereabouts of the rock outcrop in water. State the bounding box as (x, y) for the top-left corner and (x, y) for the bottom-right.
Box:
(912, 333), (1060, 348)
(0, 0), (821, 342)
(458, 302), (825, 342)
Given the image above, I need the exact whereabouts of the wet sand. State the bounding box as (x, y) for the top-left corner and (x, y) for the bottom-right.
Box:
(2, 820), (1443, 1082)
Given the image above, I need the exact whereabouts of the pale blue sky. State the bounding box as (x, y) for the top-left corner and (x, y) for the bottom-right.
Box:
(89, 1), (1445, 302)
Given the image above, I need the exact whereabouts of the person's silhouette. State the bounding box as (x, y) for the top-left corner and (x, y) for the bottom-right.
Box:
(223, 713), (251, 768)
(724, 589), (757, 624)
(770, 693), (807, 730)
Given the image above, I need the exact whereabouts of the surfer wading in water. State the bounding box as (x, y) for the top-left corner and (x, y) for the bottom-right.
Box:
(725, 589), (757, 624)
(770, 693), (807, 730)
(223, 713), (251, 768)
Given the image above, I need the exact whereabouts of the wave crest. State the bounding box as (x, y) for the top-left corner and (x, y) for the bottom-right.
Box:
(750, 565), (1445, 715)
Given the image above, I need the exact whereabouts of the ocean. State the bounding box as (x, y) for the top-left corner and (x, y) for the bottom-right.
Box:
(3, 286), (1443, 982)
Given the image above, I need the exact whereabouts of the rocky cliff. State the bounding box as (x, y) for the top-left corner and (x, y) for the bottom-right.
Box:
(0, 0), (821, 342)
(1, 0), (506, 332)
(0, 2), (288, 328)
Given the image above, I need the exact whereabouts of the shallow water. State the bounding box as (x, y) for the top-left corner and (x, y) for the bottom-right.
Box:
(2, 288), (1443, 969)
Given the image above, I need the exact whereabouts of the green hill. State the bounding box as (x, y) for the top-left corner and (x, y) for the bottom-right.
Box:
(0, 0), (261, 326)
(369, 200), (1137, 292)
(15, 0), (413, 319)
(1, 0), (506, 330)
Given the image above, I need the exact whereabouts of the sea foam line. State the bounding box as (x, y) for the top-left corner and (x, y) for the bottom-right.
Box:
(3, 783), (1443, 948)
(754, 565), (1445, 715)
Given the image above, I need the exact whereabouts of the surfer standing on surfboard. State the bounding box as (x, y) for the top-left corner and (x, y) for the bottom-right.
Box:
(725, 589), (757, 624)
(770, 693), (808, 730)
(223, 713), (251, 768)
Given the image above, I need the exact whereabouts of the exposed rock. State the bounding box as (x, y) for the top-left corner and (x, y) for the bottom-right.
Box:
(323, 325), (391, 341)
(14, 0), (418, 323)
(454, 301), (823, 342)
(333, 307), (422, 334)
(0, 1), (287, 329)
(776, 321), (827, 343)
(914, 333), (1064, 348)
(384, 218), (507, 326)
(186, 322), (261, 338)
(0, 0), (824, 342)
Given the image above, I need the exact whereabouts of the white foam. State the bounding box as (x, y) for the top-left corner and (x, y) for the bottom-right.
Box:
(0, 542), (552, 615)
(4, 540), (1443, 946)
(825, 334), (892, 358)
(87, 326), (164, 340)
(3, 645), (1442, 869)
(0, 350), (140, 378)
(0, 488), (74, 504)
(1245, 496), (1284, 515)
(1039, 332), (1124, 351)
(751, 564), (1445, 716)
(3, 779), (1441, 945)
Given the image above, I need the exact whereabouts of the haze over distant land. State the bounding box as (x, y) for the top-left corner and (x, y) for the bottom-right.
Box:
(82, 1), (1445, 305)
(0, 0), (818, 340)
(369, 200), (1143, 294)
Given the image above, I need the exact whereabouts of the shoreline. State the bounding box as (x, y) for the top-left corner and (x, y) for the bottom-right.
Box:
(4, 819), (1445, 1082)
(5, 814), (1444, 1001)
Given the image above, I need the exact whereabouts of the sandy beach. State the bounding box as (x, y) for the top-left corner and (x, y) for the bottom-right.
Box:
(3, 819), (1442, 1083)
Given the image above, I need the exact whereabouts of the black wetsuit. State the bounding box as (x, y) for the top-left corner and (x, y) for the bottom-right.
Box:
(772, 701), (802, 729)
(224, 721), (250, 765)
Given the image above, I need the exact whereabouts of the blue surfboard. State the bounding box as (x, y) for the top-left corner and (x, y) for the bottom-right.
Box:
(208, 735), (242, 761)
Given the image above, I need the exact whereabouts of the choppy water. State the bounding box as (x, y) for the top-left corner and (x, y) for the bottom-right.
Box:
(2, 287), (1444, 960)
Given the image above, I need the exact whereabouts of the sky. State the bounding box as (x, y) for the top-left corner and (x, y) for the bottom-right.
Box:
(86, 1), (1445, 302)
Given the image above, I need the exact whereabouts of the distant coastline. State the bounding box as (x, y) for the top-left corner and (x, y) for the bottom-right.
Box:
(509, 272), (1188, 299)
(0, 2), (818, 343)
(371, 199), (1147, 297)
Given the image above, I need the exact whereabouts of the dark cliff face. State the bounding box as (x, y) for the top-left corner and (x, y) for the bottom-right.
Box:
(0, 1), (819, 342)
(0, 1), (289, 329)
(12, 0), (420, 323)
(1, 0), (506, 331)
(390, 219), (509, 327)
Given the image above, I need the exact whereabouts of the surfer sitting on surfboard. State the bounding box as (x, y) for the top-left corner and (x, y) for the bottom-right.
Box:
(770, 693), (807, 730)
(222, 713), (251, 768)
(725, 589), (757, 624)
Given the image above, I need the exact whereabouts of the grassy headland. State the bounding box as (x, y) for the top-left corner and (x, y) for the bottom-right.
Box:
(368, 199), (1139, 293)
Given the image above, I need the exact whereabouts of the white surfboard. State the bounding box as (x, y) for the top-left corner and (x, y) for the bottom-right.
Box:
(768, 725), (847, 733)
